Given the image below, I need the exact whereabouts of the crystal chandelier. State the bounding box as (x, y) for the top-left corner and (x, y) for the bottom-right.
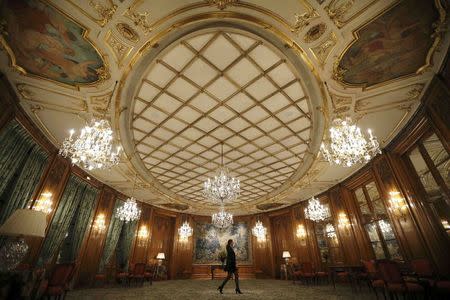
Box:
(252, 220), (267, 242)
(320, 117), (381, 167)
(116, 174), (141, 223)
(325, 223), (336, 238)
(59, 82), (121, 170)
(178, 221), (193, 241)
(378, 219), (392, 234)
(203, 143), (240, 204)
(304, 196), (330, 222)
(212, 207), (233, 229)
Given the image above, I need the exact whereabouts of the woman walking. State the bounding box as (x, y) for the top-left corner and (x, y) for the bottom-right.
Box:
(218, 239), (242, 294)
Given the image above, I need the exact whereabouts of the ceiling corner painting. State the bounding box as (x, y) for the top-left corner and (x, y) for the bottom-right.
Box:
(337, 0), (439, 87)
(0, 0), (105, 85)
(193, 222), (251, 264)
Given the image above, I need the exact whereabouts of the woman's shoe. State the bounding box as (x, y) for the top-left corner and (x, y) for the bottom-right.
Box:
(235, 289), (242, 294)
(218, 286), (223, 294)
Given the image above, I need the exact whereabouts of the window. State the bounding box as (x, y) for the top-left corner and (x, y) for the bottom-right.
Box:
(408, 133), (450, 234)
(354, 182), (403, 260)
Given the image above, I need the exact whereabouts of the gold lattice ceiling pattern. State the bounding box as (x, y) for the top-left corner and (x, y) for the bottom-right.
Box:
(132, 30), (312, 204)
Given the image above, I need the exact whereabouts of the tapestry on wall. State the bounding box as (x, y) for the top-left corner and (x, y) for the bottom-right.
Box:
(193, 222), (251, 264)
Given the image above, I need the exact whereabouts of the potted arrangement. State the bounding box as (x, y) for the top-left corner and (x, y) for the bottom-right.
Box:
(218, 250), (226, 269)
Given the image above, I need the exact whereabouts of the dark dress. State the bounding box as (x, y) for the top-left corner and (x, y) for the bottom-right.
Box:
(224, 244), (237, 273)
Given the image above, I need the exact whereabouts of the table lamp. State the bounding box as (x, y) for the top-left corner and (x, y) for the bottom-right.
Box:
(282, 251), (291, 264)
(156, 252), (165, 266)
(0, 209), (47, 271)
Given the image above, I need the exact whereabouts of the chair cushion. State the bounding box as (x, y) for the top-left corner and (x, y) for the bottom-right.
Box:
(337, 272), (349, 277)
(300, 272), (315, 277)
(406, 282), (424, 292)
(95, 274), (106, 280)
(316, 272), (328, 277)
(372, 279), (384, 288)
(45, 286), (65, 296)
(387, 283), (407, 292)
(117, 272), (129, 278)
(436, 281), (450, 292)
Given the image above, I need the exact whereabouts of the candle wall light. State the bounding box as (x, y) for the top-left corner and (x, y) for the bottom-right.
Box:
(137, 225), (149, 246)
(338, 212), (351, 229)
(30, 192), (53, 214)
(92, 213), (106, 236)
(388, 191), (408, 220)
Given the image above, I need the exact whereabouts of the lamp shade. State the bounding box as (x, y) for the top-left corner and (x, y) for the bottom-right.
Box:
(156, 252), (165, 260)
(0, 209), (47, 237)
(282, 251), (291, 259)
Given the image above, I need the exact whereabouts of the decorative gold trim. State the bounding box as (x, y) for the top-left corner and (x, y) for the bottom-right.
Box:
(310, 31), (337, 67)
(304, 23), (327, 43)
(205, 0), (239, 10)
(27, 104), (60, 145)
(333, 0), (445, 91)
(0, 0), (110, 89)
(105, 30), (133, 67)
(16, 83), (88, 112)
(354, 84), (425, 113)
(88, 0), (117, 26)
(325, 0), (379, 28)
(116, 23), (140, 43)
(64, 0), (116, 27)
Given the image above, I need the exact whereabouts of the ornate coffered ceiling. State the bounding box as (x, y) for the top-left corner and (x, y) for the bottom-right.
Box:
(0, 0), (448, 215)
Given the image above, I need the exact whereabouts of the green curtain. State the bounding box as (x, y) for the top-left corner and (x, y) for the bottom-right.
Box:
(37, 175), (92, 266)
(117, 220), (138, 270)
(0, 146), (48, 225)
(0, 121), (35, 196)
(58, 185), (98, 263)
(98, 199), (124, 273)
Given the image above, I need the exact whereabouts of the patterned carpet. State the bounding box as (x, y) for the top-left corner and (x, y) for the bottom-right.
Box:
(67, 279), (378, 300)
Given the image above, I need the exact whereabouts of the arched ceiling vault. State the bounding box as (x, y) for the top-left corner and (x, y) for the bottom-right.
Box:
(0, 0), (448, 215)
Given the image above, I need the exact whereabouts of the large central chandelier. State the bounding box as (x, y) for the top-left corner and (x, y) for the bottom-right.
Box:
(252, 220), (267, 242)
(212, 207), (233, 229)
(320, 117), (380, 167)
(304, 196), (330, 222)
(116, 174), (141, 223)
(59, 82), (121, 170)
(203, 143), (240, 204)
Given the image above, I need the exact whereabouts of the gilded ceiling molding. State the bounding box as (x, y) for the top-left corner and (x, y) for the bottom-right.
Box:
(105, 31), (133, 67)
(205, 0), (239, 10)
(88, 0), (117, 26)
(354, 83), (425, 113)
(16, 82), (88, 113)
(124, 0), (152, 34)
(304, 23), (327, 43)
(116, 12), (328, 212)
(90, 92), (113, 116)
(329, 92), (352, 116)
(325, 0), (380, 29)
(116, 23), (140, 43)
(292, 0), (320, 34)
(332, 59), (346, 82)
(324, 0), (354, 28)
(310, 32), (337, 67)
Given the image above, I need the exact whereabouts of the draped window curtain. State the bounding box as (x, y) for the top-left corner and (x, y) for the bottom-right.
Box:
(57, 185), (98, 263)
(98, 199), (124, 273)
(38, 175), (97, 266)
(0, 121), (49, 225)
(117, 220), (138, 270)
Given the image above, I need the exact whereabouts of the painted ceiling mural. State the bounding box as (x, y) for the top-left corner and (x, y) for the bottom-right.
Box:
(0, 0), (104, 85)
(0, 0), (448, 215)
(338, 0), (439, 87)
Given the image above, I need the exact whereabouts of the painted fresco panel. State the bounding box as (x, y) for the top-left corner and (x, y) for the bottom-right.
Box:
(339, 0), (438, 87)
(0, 0), (104, 85)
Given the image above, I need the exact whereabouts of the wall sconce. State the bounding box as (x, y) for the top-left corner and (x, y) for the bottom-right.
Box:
(92, 213), (106, 236)
(296, 223), (306, 238)
(137, 225), (149, 247)
(338, 212), (350, 228)
(441, 219), (450, 231)
(388, 191), (408, 219)
(252, 220), (267, 243)
(325, 223), (337, 238)
(31, 192), (53, 214)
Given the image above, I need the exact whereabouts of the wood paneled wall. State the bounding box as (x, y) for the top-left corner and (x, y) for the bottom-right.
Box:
(0, 72), (449, 285)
